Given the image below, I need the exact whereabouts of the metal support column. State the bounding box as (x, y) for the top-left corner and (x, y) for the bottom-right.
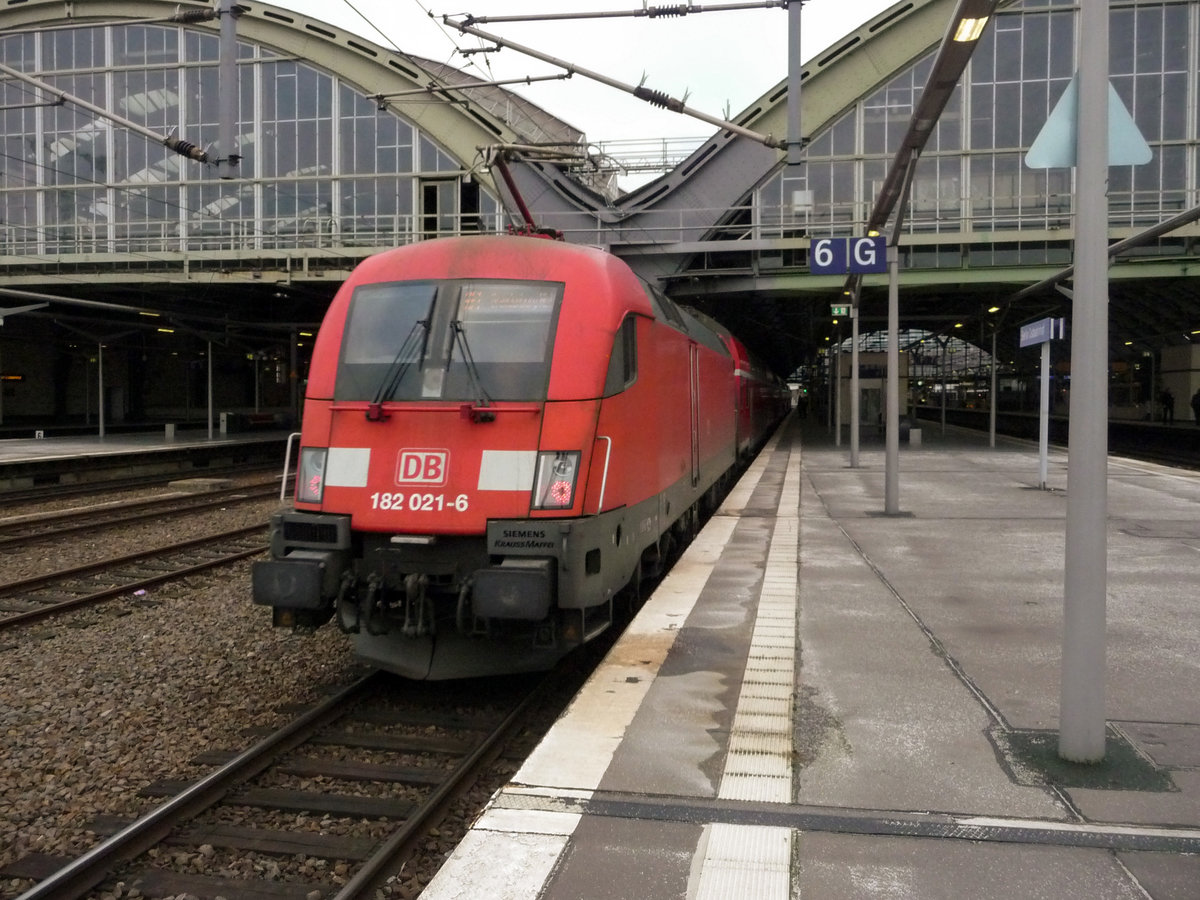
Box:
(207, 340), (214, 440)
(834, 332), (842, 447)
(97, 342), (106, 438)
(1039, 341), (1051, 489)
(1059, 0), (1110, 764)
(850, 295), (861, 468)
(885, 243), (900, 514)
(990, 330), (998, 448)
(217, 0), (240, 179)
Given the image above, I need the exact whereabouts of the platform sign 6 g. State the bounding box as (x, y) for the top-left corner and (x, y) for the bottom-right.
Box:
(810, 236), (888, 275)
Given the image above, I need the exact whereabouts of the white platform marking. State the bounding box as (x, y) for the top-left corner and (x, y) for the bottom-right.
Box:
(690, 822), (793, 900)
(692, 434), (799, 899)
(423, 424), (799, 900)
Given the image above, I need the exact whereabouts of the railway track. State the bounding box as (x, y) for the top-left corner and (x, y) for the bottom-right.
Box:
(0, 526), (268, 630)
(0, 482), (282, 550)
(0, 462), (287, 506)
(7, 670), (551, 900)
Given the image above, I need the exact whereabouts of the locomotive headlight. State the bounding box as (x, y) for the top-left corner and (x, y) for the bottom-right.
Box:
(297, 447), (327, 504)
(532, 451), (580, 510)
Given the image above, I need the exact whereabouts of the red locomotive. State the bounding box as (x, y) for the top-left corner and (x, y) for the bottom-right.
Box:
(253, 234), (788, 679)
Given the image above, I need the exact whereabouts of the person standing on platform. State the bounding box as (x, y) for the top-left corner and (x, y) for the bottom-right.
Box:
(1161, 388), (1175, 425)
(1191, 387), (1200, 425)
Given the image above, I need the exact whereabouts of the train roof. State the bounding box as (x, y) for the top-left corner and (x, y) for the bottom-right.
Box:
(345, 235), (638, 291)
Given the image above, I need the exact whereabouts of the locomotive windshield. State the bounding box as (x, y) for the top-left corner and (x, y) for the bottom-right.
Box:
(335, 279), (562, 402)
(337, 282), (435, 401)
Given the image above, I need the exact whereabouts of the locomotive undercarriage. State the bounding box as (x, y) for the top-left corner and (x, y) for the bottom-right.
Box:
(253, 508), (630, 673)
(325, 525), (624, 679)
(337, 535), (491, 639)
(252, 452), (741, 679)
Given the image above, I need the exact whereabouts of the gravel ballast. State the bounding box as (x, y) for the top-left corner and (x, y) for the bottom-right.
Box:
(0, 487), (572, 899)
(0, 496), (366, 896)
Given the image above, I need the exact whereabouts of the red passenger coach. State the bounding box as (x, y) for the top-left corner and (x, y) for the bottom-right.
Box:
(253, 235), (785, 679)
(694, 314), (792, 460)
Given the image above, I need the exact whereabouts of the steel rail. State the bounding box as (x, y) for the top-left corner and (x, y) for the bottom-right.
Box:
(0, 484), (278, 548)
(13, 673), (385, 900)
(331, 673), (555, 899)
(0, 526), (267, 630)
(0, 461), (285, 504)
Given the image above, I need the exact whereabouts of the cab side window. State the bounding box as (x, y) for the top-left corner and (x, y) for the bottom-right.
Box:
(603, 315), (639, 396)
(644, 282), (686, 330)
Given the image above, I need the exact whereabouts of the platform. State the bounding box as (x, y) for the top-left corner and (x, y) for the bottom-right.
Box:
(423, 416), (1200, 899)
(0, 428), (293, 493)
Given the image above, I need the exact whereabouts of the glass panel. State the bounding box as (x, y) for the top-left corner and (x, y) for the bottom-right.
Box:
(446, 282), (562, 400)
(1132, 73), (1162, 141)
(1022, 13), (1049, 81)
(0, 31), (36, 71)
(115, 185), (177, 251)
(830, 111), (857, 156)
(336, 280), (561, 402)
(994, 82), (1021, 147)
(970, 83), (995, 148)
(806, 129), (832, 158)
(603, 315), (638, 395)
(972, 18), (995, 79)
(186, 181), (253, 248)
(1047, 10), (1075, 79)
(969, 155), (995, 221)
(419, 136), (438, 172)
(1158, 145), (1186, 194)
(933, 85), (963, 152)
(1111, 8), (1136, 75)
(335, 283), (438, 401)
(112, 24), (178, 67)
(1162, 71), (1186, 141)
(49, 25), (106, 70)
(1135, 6), (1164, 74)
(909, 155), (962, 232)
(805, 161), (833, 227)
(1020, 80), (1048, 148)
(1163, 5), (1188, 70)
(45, 75), (108, 184)
(341, 175), (413, 243)
(0, 17), (494, 260)
(994, 19), (1023, 83)
(45, 187), (106, 252)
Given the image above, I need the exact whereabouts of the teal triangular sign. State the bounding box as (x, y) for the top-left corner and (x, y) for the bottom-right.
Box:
(1025, 73), (1153, 168)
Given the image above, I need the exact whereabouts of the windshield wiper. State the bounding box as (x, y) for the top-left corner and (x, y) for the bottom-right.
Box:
(451, 319), (495, 421)
(366, 317), (428, 421)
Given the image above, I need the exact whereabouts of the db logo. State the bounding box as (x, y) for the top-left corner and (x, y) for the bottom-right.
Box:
(396, 449), (448, 485)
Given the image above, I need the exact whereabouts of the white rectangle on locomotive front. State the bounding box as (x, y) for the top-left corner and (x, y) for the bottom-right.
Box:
(478, 450), (537, 491)
(326, 447), (371, 487)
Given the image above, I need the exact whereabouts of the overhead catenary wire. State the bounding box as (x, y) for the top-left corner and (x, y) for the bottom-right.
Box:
(441, 15), (786, 150)
(461, 1), (789, 25)
(0, 60), (208, 164)
(374, 71), (571, 104)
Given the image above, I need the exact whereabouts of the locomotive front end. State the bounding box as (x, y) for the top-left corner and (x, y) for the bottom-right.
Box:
(253, 237), (638, 679)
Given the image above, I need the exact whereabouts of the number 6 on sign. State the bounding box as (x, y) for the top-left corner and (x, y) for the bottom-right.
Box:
(809, 238), (847, 275)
